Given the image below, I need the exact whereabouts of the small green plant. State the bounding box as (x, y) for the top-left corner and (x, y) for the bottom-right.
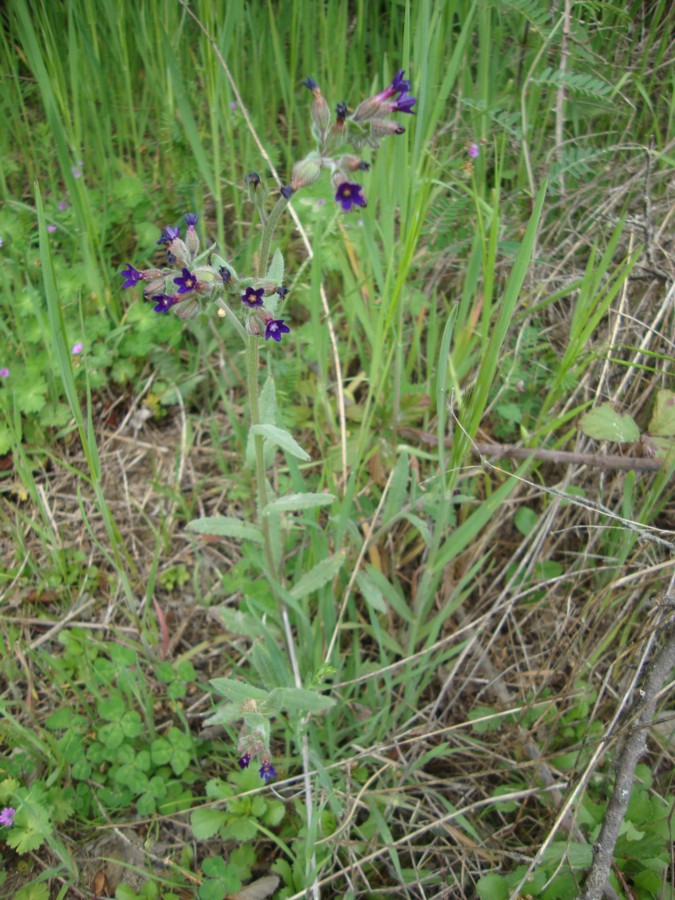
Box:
(476, 764), (674, 899)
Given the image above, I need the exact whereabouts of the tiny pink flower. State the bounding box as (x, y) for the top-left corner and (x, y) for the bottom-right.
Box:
(0, 368), (9, 379)
(468, 142), (480, 159)
(58, 201), (68, 211)
(47, 224), (57, 233)
(72, 342), (84, 355)
(0, 808), (15, 827)
(230, 101), (237, 110)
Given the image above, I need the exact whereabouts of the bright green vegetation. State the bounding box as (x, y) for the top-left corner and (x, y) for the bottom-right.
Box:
(1, 1), (673, 898)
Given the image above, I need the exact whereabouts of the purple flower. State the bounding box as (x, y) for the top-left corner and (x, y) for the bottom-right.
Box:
(152, 294), (175, 314)
(184, 213), (199, 229)
(157, 226), (180, 246)
(174, 267), (198, 294)
(121, 264), (143, 288)
(259, 760), (277, 782)
(390, 92), (417, 114)
(230, 101), (237, 110)
(238, 753), (252, 770)
(335, 182), (367, 212)
(0, 236), (3, 247)
(275, 285), (289, 299)
(0, 808), (15, 827)
(375, 69), (411, 102)
(71, 166), (82, 179)
(242, 286), (264, 308)
(47, 224), (57, 233)
(219, 267), (232, 284)
(265, 319), (291, 343)
(71, 342), (84, 355)
(468, 142), (480, 159)
(58, 200), (68, 211)
(0, 368), (9, 379)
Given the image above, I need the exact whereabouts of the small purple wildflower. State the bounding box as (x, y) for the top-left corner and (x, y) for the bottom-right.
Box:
(259, 760), (277, 782)
(375, 69), (411, 103)
(335, 182), (367, 212)
(174, 267), (198, 294)
(0, 237), (3, 248)
(0, 368), (9, 379)
(71, 166), (82, 179)
(157, 226), (180, 246)
(58, 200), (68, 211)
(47, 224), (57, 233)
(242, 286), (265, 308)
(390, 91), (417, 114)
(184, 213), (199, 229)
(152, 294), (175, 314)
(265, 319), (290, 343)
(238, 753), (252, 770)
(219, 267), (232, 284)
(468, 142), (480, 159)
(121, 264), (143, 288)
(71, 342), (84, 355)
(230, 101), (237, 110)
(0, 808), (15, 827)
(276, 285), (289, 299)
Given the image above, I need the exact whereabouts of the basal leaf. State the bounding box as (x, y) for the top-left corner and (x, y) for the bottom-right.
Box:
(289, 553), (346, 600)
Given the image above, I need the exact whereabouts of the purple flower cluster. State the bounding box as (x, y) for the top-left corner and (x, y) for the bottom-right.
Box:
(238, 752), (278, 782)
(120, 213), (291, 342)
(0, 807), (15, 827)
(292, 68), (416, 213)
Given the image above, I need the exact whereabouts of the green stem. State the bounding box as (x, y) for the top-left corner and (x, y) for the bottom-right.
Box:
(246, 334), (270, 519)
(258, 193), (290, 278)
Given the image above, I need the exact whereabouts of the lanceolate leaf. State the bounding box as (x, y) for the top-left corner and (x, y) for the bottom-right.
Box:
(290, 553), (346, 600)
(261, 493), (336, 515)
(249, 424), (311, 461)
(268, 687), (336, 713)
(265, 248), (284, 285)
(186, 516), (263, 543)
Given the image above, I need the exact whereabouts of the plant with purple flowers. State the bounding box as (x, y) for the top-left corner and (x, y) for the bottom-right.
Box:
(120, 68), (415, 788)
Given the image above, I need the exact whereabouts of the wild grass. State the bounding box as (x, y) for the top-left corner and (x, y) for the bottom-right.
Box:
(1, 1), (674, 898)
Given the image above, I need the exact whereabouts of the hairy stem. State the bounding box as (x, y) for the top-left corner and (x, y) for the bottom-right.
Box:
(246, 335), (317, 895)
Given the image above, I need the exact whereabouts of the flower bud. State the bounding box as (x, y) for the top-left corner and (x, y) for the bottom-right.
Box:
(369, 118), (406, 137)
(184, 213), (200, 258)
(291, 154), (322, 191)
(303, 77), (331, 143)
(143, 276), (167, 298)
(167, 238), (190, 267)
(335, 154), (370, 173)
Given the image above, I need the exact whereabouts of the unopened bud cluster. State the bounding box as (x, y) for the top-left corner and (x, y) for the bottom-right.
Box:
(121, 213), (290, 341)
(286, 69), (416, 211)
